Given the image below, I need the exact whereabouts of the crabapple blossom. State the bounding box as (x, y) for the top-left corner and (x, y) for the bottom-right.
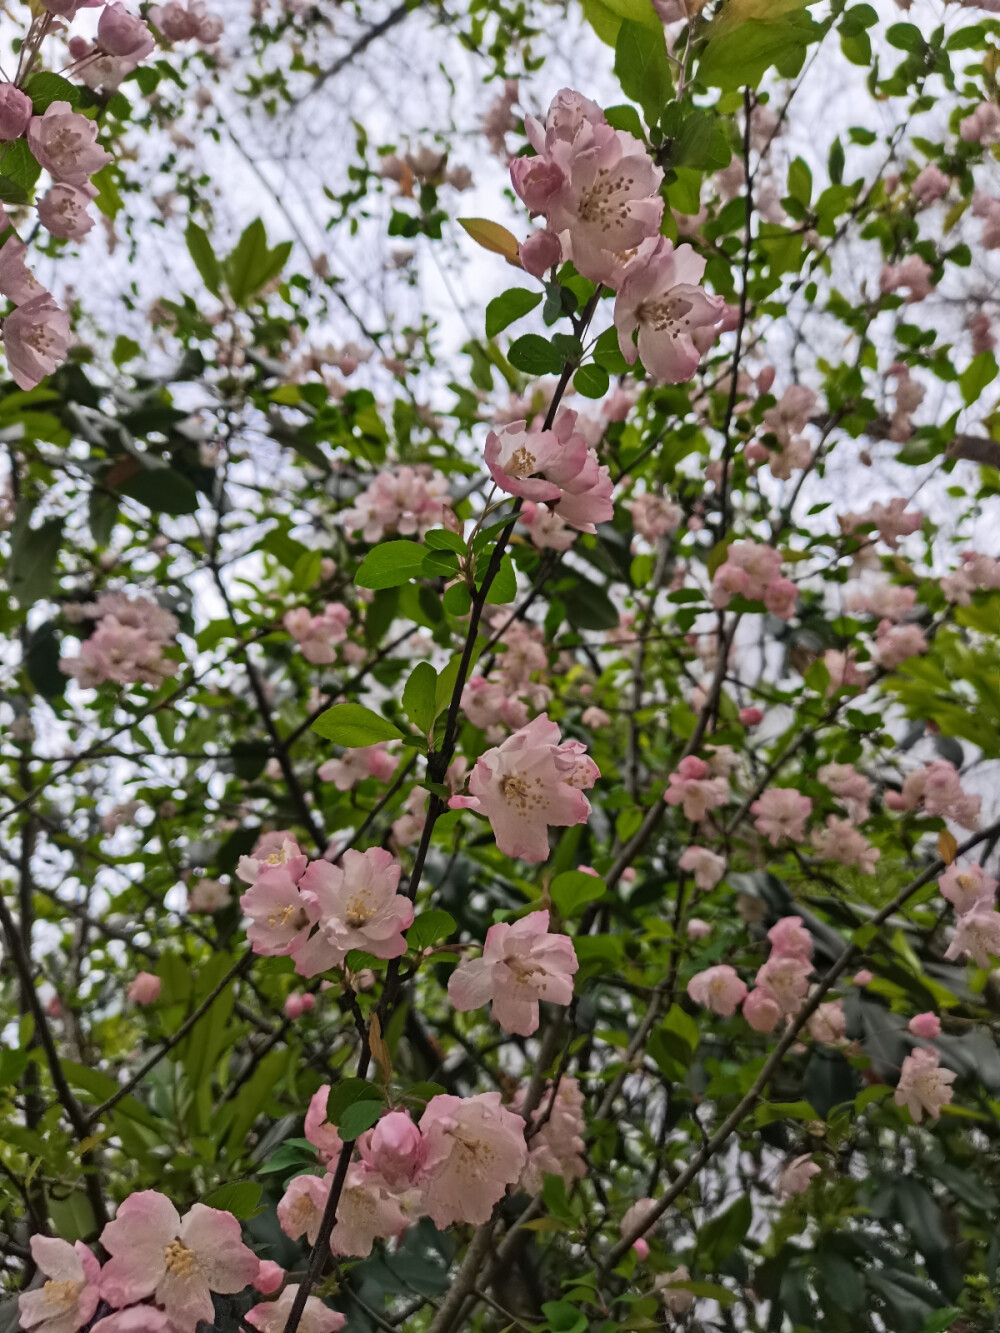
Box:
(854, 970), (874, 986)
(418, 1092), (528, 1227)
(909, 1012), (941, 1039)
(519, 500), (576, 551)
(90, 1311), (171, 1333)
(519, 228), (562, 277)
(98, 4), (156, 59)
(252, 1262), (285, 1295)
(341, 466), (449, 542)
(960, 101), (1000, 143)
(99, 1192), (259, 1331)
(187, 878), (229, 912)
(743, 985), (782, 1032)
(687, 964), (747, 1016)
(663, 756), (729, 822)
(894, 1047), (956, 1121)
(360, 1111), (424, 1188)
(811, 816), (880, 874)
(768, 916), (813, 961)
(620, 1197), (657, 1254)
(912, 164), (950, 203)
(27, 103), (112, 185)
(879, 255), (934, 303)
(516, 1077), (586, 1193)
(776, 1155), (820, 1199)
(581, 705), (611, 727)
(938, 861), (997, 916)
(240, 862), (311, 956)
(941, 550), (1000, 603)
(687, 917), (711, 939)
(711, 541), (795, 617)
(18, 1236), (100, 1333)
(944, 907), (1000, 968)
(448, 909), (577, 1035)
(329, 1164), (409, 1257)
(629, 492), (682, 542)
(0, 85), (31, 141)
(615, 237), (725, 382)
(293, 848), (412, 973)
(283, 604), (350, 664)
(236, 832), (304, 886)
(655, 1267), (696, 1316)
(678, 845), (726, 891)
(846, 582), (916, 621)
(754, 954), (812, 1016)
(840, 496), (921, 550)
(277, 1173), (333, 1244)
(4, 293), (72, 390)
(318, 743), (396, 789)
(449, 713), (598, 861)
(888, 760), (981, 829)
(304, 1086), (343, 1165)
(127, 972), (161, 1004)
(808, 1000), (846, 1045)
(751, 788), (812, 845)
(873, 620), (927, 669)
(740, 707), (764, 725)
(246, 1288), (345, 1333)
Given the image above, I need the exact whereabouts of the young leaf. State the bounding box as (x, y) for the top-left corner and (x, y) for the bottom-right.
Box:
(311, 703), (405, 746)
(355, 540), (430, 590)
(185, 221), (221, 297)
(407, 910), (457, 951)
(458, 218), (522, 264)
(403, 661), (438, 734)
(486, 288), (543, 339)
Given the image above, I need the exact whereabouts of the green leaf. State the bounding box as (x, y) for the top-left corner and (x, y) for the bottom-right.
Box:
(185, 221), (222, 297)
(225, 218), (292, 307)
(407, 910), (457, 951)
(699, 16), (817, 90)
(615, 19), (672, 124)
(403, 661), (438, 734)
(574, 363), (610, 399)
(787, 156), (812, 207)
(327, 1078), (383, 1123)
(201, 1182), (262, 1219)
(9, 506), (63, 607)
(593, 325), (630, 374)
(551, 870), (606, 918)
(355, 540), (429, 590)
(486, 288), (543, 338)
(483, 553), (517, 605)
(25, 71), (83, 112)
(697, 1193), (752, 1268)
(580, 0), (660, 46)
(116, 462), (200, 516)
(507, 334), (564, 375)
(90, 163), (122, 219)
(25, 620), (64, 699)
(920, 1312), (961, 1333)
(311, 703), (405, 746)
(424, 528), (466, 553)
(338, 1098), (385, 1141)
(960, 351), (997, 407)
(886, 21), (924, 50)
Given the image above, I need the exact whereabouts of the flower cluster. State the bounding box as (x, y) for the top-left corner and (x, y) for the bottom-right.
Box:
(711, 541), (798, 619)
(885, 759), (981, 829)
(341, 466), (451, 542)
(284, 604), (351, 664)
(485, 408), (613, 534)
(60, 592), (179, 688)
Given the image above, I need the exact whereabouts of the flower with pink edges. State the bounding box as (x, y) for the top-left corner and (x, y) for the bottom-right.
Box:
(304, 1086), (344, 1165)
(818, 762), (872, 823)
(687, 917), (711, 940)
(908, 1012), (941, 1040)
(293, 848), (413, 975)
(284, 604), (350, 665)
(449, 713), (598, 862)
(620, 1197), (657, 1256)
(767, 916), (813, 960)
(750, 788), (812, 845)
(240, 862), (311, 957)
(19, 1236), (100, 1333)
(4, 293), (72, 390)
(236, 831), (303, 885)
(811, 816), (880, 874)
(277, 1173), (333, 1244)
(341, 466), (450, 543)
(127, 972), (161, 1005)
(754, 954), (812, 1016)
(252, 1261), (286, 1296)
(879, 254), (934, 303)
(614, 237), (725, 382)
(418, 1092), (527, 1228)
(873, 620), (927, 669)
(911, 164), (950, 204)
(38, 182), (97, 241)
(329, 1164), (409, 1257)
(939, 861), (997, 916)
(519, 500), (577, 551)
(944, 907), (1000, 969)
(743, 986), (781, 1032)
(360, 1111), (424, 1189)
(775, 1155), (820, 1199)
(960, 101), (1000, 144)
(246, 1287), (345, 1333)
(678, 844), (726, 891)
(187, 878), (229, 912)
(99, 1191), (259, 1330)
(318, 743), (396, 790)
(894, 1047), (956, 1122)
(808, 1000), (846, 1045)
(629, 493), (682, 543)
(0, 85), (31, 141)
(91, 1311), (171, 1333)
(840, 496), (921, 550)
(519, 228), (563, 277)
(0, 238), (43, 306)
(687, 964), (747, 1016)
(27, 103), (112, 185)
(98, 3), (155, 59)
(664, 756), (729, 822)
(448, 908), (577, 1036)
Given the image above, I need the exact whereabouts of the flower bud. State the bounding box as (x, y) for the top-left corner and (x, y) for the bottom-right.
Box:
(98, 2), (156, 59)
(127, 972), (161, 1005)
(0, 85), (31, 141)
(519, 228), (562, 278)
(252, 1261), (285, 1295)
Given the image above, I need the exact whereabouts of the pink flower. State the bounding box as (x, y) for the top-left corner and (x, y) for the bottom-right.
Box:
(98, 3), (156, 59)
(740, 707), (764, 726)
(945, 907), (1000, 968)
(485, 410), (612, 533)
(236, 832), (303, 885)
(908, 1012), (941, 1039)
(360, 1111), (424, 1188)
(150, 1), (223, 44)
(449, 713), (598, 862)
(0, 85), (31, 141)
(664, 755), (729, 822)
(448, 908), (578, 1036)
(520, 500), (577, 551)
(418, 1092), (528, 1227)
(19, 1237), (100, 1333)
(329, 1164), (409, 1257)
(277, 1173), (333, 1244)
(187, 878), (229, 912)
(711, 540), (786, 609)
(27, 103), (112, 185)
(811, 816), (880, 874)
(894, 1047), (956, 1121)
(127, 972), (161, 1005)
(678, 845), (726, 891)
(304, 1086), (344, 1165)
(318, 743), (396, 790)
(284, 604), (350, 665)
(341, 466), (450, 542)
(808, 1000), (846, 1045)
(516, 1077), (586, 1194)
(615, 237), (725, 382)
(742, 986), (781, 1032)
(99, 1191), (259, 1330)
(969, 312), (995, 355)
(754, 955), (812, 1016)
(818, 762), (871, 823)
(252, 1261), (285, 1295)
(911, 164), (950, 204)
(91, 1311), (171, 1333)
(629, 493), (681, 542)
(293, 848), (413, 974)
(767, 916), (813, 961)
(751, 788), (812, 845)
(240, 863), (311, 956)
(853, 969), (873, 986)
(246, 1287), (345, 1333)
(763, 384), (816, 444)
(687, 964), (747, 1016)
(620, 1197), (657, 1249)
(581, 705), (610, 727)
(687, 917), (711, 940)
(960, 101), (1000, 144)
(655, 1267), (695, 1315)
(841, 496), (921, 550)
(873, 619), (927, 669)
(776, 1154), (820, 1199)
(879, 255), (934, 303)
(519, 228), (563, 277)
(3, 293), (72, 389)
(939, 862), (997, 916)
(41, 0), (101, 15)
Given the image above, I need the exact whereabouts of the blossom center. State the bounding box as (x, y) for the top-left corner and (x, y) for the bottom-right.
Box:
(640, 292), (695, 335)
(344, 890), (376, 927)
(506, 445), (536, 478)
(579, 168), (633, 231)
(268, 903), (306, 930)
(42, 1279), (79, 1312)
(500, 774), (531, 807)
(164, 1238), (199, 1280)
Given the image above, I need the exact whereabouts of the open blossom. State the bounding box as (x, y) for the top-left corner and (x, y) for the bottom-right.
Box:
(755, 954), (812, 1017)
(941, 549), (1000, 603)
(318, 743), (396, 789)
(27, 103), (112, 185)
(0, 238), (44, 306)
(912, 164), (949, 204)
(188, 878), (229, 912)
(418, 1092), (527, 1228)
(4, 293), (72, 390)
(655, 1266), (696, 1316)
(329, 1164), (409, 1257)
(449, 713), (598, 862)
(19, 1236), (100, 1333)
(888, 759), (981, 829)
(278, 1173), (333, 1244)
(939, 862), (997, 916)
(150, 1), (224, 44)
(687, 964), (747, 1016)
(944, 907), (1000, 969)
(751, 788), (812, 845)
(873, 619), (927, 669)
(236, 831), (304, 886)
(485, 410), (613, 532)
(840, 496), (921, 550)
(711, 541), (796, 619)
(127, 972), (161, 1004)
(305, 1086), (344, 1165)
(879, 254), (934, 303)
(240, 862), (311, 956)
(517, 1077), (586, 1193)
(520, 499), (576, 551)
(768, 916), (813, 961)
(91, 1312), (171, 1333)
(808, 1000), (846, 1045)
(98, 3), (156, 59)
(629, 492), (682, 542)
(615, 237), (725, 382)
(811, 816), (880, 874)
(461, 676), (527, 733)
(293, 848), (412, 974)
(818, 762), (872, 822)
(284, 604), (350, 664)
(776, 1155), (820, 1199)
(0, 85), (31, 141)
(246, 1288), (345, 1333)
(664, 756), (729, 822)
(894, 1047), (956, 1122)
(846, 582), (916, 622)
(99, 1192), (259, 1331)
(678, 845), (726, 891)
(448, 909), (577, 1036)
(743, 985), (781, 1032)
(909, 1012), (941, 1039)
(341, 465), (449, 542)
(961, 100), (1000, 144)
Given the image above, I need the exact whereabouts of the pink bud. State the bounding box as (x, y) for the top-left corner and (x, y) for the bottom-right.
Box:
(853, 969), (873, 986)
(621, 866), (637, 883)
(577, 865), (600, 877)
(744, 442), (769, 465)
(300, 992), (315, 1012)
(687, 917), (710, 939)
(45, 994), (63, 1019)
(252, 1261), (285, 1295)
(284, 994), (305, 1019)
(632, 1238), (650, 1261)
(519, 228), (562, 278)
(367, 1111), (423, 1187)
(98, 2), (155, 58)
(0, 85), (31, 141)
(884, 791), (908, 810)
(908, 1011), (941, 1039)
(127, 972), (161, 1005)
(742, 986), (781, 1033)
(740, 707), (764, 726)
(756, 364), (776, 394)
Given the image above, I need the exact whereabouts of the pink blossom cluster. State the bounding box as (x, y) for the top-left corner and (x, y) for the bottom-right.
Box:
(511, 89), (724, 382)
(149, 0), (224, 45)
(448, 909), (577, 1035)
(449, 713), (599, 861)
(839, 496), (922, 550)
(390, 757), (467, 847)
(711, 541), (798, 620)
(761, 383), (816, 479)
(741, 916), (816, 1034)
(879, 254), (934, 303)
(284, 603), (351, 664)
(319, 742), (396, 790)
(239, 845), (414, 976)
(60, 592), (179, 688)
(519, 499), (577, 550)
(911, 164), (950, 205)
(750, 787), (812, 845)
(886, 362), (925, 442)
(516, 1077), (586, 1193)
(872, 618), (927, 669)
(486, 409), (613, 534)
(461, 617), (551, 736)
(678, 844), (726, 891)
(846, 581), (916, 622)
(341, 466), (450, 542)
(811, 815), (880, 873)
(939, 860), (1000, 970)
(894, 1047), (956, 1122)
(960, 101), (1000, 145)
(969, 311), (996, 354)
(663, 755), (729, 823)
(818, 762), (872, 823)
(941, 550), (1000, 604)
(629, 491), (682, 543)
(885, 759), (981, 829)
(279, 1092), (528, 1255)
